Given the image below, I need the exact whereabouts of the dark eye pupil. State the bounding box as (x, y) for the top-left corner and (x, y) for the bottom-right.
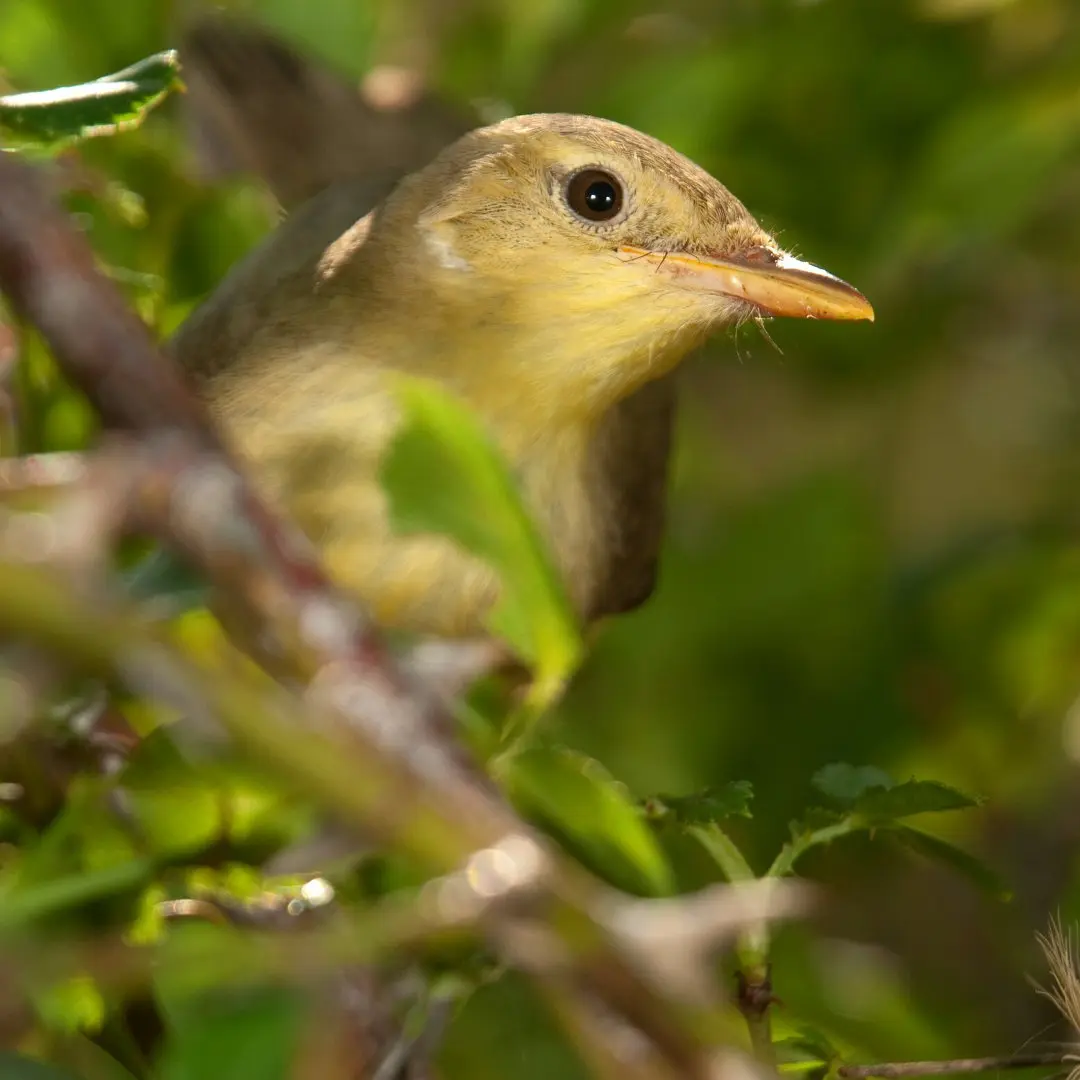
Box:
(566, 169), (624, 222)
(585, 181), (616, 213)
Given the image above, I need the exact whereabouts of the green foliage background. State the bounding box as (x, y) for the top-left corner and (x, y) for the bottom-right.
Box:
(4, 0), (1080, 1075)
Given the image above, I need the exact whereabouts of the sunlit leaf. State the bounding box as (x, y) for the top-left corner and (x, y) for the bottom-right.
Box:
(0, 51), (183, 149)
(381, 377), (583, 689)
(120, 731), (222, 857)
(504, 745), (673, 896)
(33, 975), (106, 1036)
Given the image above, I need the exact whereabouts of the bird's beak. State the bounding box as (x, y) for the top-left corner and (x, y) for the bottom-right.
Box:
(618, 245), (874, 322)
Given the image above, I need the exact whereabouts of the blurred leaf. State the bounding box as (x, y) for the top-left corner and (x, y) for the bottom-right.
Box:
(158, 986), (307, 1080)
(892, 826), (1010, 900)
(0, 858), (154, 931)
(7, 777), (144, 898)
(34, 975), (106, 1036)
(504, 745), (673, 896)
(774, 1019), (840, 1068)
(0, 51), (182, 149)
(120, 734), (221, 857)
(0, 1054), (84, 1080)
(381, 377), (583, 691)
(42, 394), (96, 452)
(812, 764), (895, 803)
(121, 548), (208, 614)
(643, 782), (755, 825)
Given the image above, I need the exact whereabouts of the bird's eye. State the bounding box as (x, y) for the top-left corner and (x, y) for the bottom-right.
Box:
(565, 169), (624, 223)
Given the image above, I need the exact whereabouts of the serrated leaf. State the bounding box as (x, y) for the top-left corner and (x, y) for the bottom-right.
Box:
(504, 746), (673, 896)
(0, 51), (183, 150)
(812, 763), (894, 803)
(381, 377), (583, 687)
(0, 1054), (84, 1080)
(643, 782), (754, 825)
(855, 780), (983, 820)
(892, 826), (1010, 899)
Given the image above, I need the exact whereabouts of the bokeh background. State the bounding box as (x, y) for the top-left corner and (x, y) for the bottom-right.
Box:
(5, 0), (1080, 1075)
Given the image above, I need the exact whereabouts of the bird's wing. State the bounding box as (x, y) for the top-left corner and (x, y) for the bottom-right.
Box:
(586, 372), (678, 619)
(171, 13), (471, 378)
(180, 13), (471, 211)
(167, 182), (379, 379)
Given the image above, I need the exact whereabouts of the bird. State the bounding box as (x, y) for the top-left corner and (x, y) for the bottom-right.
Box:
(169, 112), (873, 640)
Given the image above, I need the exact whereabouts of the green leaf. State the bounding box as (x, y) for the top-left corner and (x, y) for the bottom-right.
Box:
(643, 782), (754, 825)
(34, 975), (106, 1035)
(812, 766), (983, 822)
(122, 548), (208, 614)
(503, 746), (673, 896)
(0, 858), (155, 931)
(854, 780), (983, 820)
(892, 826), (1010, 900)
(381, 377), (583, 689)
(0, 1054), (84, 1080)
(0, 51), (183, 150)
(812, 763), (894, 803)
(120, 728), (245, 858)
(158, 987), (308, 1080)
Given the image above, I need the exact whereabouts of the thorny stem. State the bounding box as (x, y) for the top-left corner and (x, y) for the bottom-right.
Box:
(767, 818), (865, 879)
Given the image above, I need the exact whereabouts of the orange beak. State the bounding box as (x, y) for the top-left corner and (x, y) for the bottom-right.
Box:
(618, 245), (874, 322)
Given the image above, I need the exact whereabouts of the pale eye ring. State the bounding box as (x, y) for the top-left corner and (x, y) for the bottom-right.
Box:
(565, 168), (624, 223)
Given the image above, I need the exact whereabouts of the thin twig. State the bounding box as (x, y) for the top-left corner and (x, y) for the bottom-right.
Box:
(839, 1053), (1074, 1079)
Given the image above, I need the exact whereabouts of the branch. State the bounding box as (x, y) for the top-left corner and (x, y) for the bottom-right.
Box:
(838, 1054), (1074, 1079)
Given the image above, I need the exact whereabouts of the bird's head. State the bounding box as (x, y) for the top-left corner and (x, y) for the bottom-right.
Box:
(357, 113), (873, 419)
